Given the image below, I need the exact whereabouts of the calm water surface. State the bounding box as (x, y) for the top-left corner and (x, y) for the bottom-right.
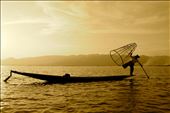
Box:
(1, 66), (170, 113)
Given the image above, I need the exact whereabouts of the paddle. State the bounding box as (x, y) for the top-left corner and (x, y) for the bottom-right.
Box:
(138, 62), (149, 79)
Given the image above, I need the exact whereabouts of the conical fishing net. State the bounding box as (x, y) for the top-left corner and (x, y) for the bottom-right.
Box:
(110, 43), (137, 66)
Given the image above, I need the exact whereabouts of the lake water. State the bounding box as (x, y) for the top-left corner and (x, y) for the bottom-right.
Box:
(1, 66), (170, 113)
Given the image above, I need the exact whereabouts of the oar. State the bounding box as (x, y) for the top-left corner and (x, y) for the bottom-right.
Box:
(4, 70), (13, 82)
(139, 63), (149, 79)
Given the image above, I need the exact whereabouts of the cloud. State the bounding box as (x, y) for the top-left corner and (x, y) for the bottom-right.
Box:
(35, 2), (93, 35)
(4, 1), (168, 35)
(36, 1), (89, 18)
(2, 18), (49, 25)
(2, 1), (169, 58)
(89, 28), (167, 35)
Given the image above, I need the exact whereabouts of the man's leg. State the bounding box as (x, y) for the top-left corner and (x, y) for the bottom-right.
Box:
(123, 61), (131, 69)
(130, 65), (134, 76)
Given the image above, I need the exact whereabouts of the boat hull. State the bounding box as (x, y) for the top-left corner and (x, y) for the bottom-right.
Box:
(9, 70), (131, 83)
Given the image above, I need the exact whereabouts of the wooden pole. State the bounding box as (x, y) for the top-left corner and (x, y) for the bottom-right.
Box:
(141, 66), (149, 79)
(137, 61), (149, 79)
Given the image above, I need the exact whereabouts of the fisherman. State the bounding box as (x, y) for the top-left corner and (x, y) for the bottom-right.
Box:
(122, 54), (142, 76)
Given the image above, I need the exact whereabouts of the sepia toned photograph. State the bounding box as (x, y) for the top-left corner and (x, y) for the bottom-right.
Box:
(1, 1), (170, 113)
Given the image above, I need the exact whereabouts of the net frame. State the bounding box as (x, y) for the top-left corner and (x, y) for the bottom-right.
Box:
(110, 43), (137, 66)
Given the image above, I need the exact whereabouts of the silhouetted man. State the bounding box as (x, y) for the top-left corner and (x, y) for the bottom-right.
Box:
(122, 54), (142, 76)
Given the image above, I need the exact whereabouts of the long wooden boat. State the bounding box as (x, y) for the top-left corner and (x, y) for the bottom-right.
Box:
(4, 70), (131, 83)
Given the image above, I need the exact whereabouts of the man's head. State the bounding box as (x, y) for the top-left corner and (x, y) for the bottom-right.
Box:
(134, 55), (140, 59)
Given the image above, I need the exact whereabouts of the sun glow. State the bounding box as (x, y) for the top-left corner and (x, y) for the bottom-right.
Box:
(1, 1), (169, 59)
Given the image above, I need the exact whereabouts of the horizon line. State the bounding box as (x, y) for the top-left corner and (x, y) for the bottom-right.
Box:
(1, 53), (170, 60)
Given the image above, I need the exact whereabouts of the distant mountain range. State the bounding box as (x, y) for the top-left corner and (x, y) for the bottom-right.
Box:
(1, 54), (170, 66)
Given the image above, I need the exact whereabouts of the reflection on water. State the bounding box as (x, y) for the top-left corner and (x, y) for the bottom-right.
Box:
(1, 66), (170, 113)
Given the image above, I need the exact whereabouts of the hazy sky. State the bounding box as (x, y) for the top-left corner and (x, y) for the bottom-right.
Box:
(1, 1), (169, 58)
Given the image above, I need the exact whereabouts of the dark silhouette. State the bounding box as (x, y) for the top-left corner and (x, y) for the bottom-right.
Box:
(122, 54), (141, 76)
(4, 70), (131, 83)
(63, 73), (71, 78)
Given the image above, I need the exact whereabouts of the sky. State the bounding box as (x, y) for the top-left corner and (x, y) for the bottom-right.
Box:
(1, 1), (169, 59)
